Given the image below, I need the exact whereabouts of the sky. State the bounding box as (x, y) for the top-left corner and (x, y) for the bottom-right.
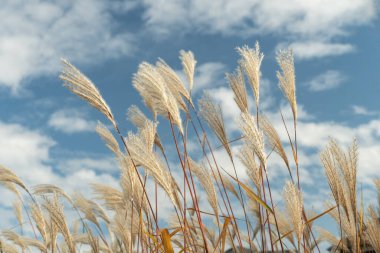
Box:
(0, 0), (380, 250)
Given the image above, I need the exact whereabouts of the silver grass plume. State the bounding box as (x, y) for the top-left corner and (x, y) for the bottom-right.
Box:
(133, 62), (183, 134)
(259, 115), (289, 170)
(227, 67), (249, 113)
(366, 205), (380, 252)
(30, 203), (48, 244)
(43, 196), (76, 253)
(60, 59), (116, 128)
(1, 231), (47, 252)
(237, 42), (264, 109)
(179, 50), (196, 93)
(283, 181), (304, 245)
(276, 49), (297, 121)
(13, 200), (23, 233)
(91, 183), (125, 210)
(239, 112), (266, 166)
(96, 122), (120, 156)
(199, 93), (232, 160)
(317, 227), (350, 252)
(125, 131), (181, 211)
(238, 143), (261, 190)
(188, 158), (219, 224)
(0, 239), (18, 253)
(0, 165), (28, 193)
(33, 184), (73, 204)
(127, 105), (165, 152)
(156, 58), (193, 111)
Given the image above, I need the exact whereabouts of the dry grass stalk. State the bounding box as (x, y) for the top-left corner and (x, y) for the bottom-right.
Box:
(199, 93), (232, 160)
(179, 50), (196, 93)
(239, 112), (266, 166)
(60, 59), (116, 127)
(227, 67), (249, 113)
(237, 42), (264, 109)
(276, 49), (297, 121)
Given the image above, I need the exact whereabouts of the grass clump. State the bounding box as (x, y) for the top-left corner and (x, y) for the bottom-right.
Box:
(1, 42), (380, 253)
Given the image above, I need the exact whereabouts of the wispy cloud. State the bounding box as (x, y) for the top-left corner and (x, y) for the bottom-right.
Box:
(192, 62), (227, 93)
(306, 70), (346, 91)
(0, 0), (135, 92)
(48, 108), (96, 133)
(352, 105), (377, 116)
(278, 41), (354, 60)
(141, 0), (377, 58)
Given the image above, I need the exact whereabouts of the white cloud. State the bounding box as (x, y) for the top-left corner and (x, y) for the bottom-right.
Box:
(279, 41), (354, 60)
(0, 0), (134, 92)
(57, 157), (118, 174)
(352, 105), (377, 116)
(141, 0), (377, 57)
(306, 70), (346, 91)
(193, 62), (227, 93)
(48, 108), (96, 133)
(0, 120), (119, 212)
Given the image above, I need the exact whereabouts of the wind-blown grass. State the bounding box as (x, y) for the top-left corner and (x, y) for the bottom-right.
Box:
(1, 42), (379, 253)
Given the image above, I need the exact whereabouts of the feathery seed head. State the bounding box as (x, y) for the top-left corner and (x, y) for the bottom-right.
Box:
(60, 59), (116, 128)
(133, 62), (183, 133)
(237, 42), (264, 108)
(179, 50), (196, 93)
(226, 67), (249, 113)
(198, 92), (232, 160)
(239, 112), (266, 166)
(283, 181), (304, 244)
(276, 49), (297, 121)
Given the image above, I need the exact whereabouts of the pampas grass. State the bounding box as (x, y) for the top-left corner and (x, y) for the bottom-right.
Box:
(1, 43), (379, 253)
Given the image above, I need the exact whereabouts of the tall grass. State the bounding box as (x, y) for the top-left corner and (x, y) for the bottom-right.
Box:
(1, 43), (379, 253)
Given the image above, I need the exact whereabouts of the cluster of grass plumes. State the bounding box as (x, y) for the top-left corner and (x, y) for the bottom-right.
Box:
(1, 43), (380, 253)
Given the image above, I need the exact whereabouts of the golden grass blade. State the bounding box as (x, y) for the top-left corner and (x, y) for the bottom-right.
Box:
(212, 217), (230, 253)
(226, 171), (273, 214)
(160, 228), (175, 253)
(60, 59), (116, 127)
(274, 205), (336, 244)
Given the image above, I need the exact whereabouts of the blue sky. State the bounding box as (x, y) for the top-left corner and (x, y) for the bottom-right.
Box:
(0, 0), (380, 249)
